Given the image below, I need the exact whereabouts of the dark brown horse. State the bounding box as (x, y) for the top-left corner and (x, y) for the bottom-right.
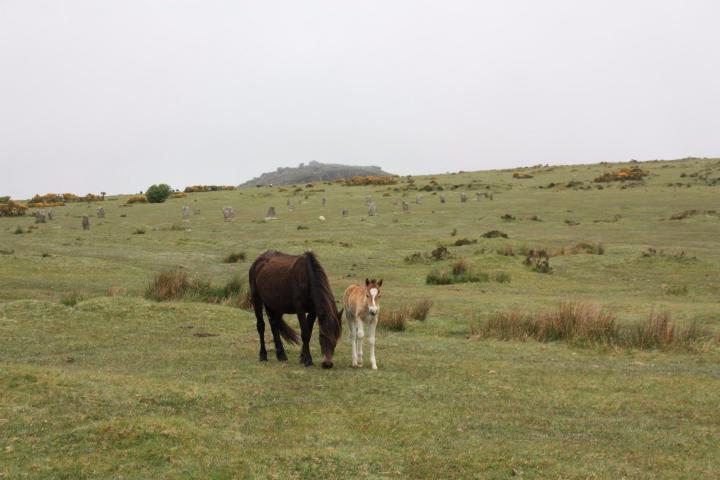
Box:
(249, 250), (343, 368)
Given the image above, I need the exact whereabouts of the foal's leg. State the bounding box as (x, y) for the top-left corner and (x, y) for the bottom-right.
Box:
(368, 315), (378, 370)
(267, 309), (288, 361)
(349, 314), (357, 367)
(355, 317), (365, 367)
(254, 301), (267, 361)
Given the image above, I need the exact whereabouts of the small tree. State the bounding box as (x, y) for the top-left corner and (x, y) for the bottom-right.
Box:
(145, 184), (172, 203)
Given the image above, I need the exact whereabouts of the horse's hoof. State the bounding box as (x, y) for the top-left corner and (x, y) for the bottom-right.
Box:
(321, 361), (333, 369)
(259, 352), (268, 361)
(277, 353), (288, 362)
(304, 361), (314, 367)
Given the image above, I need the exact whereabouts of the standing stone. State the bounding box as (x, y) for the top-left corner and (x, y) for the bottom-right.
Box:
(47, 208), (54, 220)
(439, 194), (446, 204)
(402, 200), (410, 213)
(322, 196), (327, 208)
(265, 206), (277, 219)
(182, 206), (190, 220)
(342, 208), (349, 217)
(415, 195), (423, 204)
(35, 210), (46, 223)
(82, 215), (90, 231)
(475, 192), (483, 201)
(222, 206), (235, 221)
(97, 206), (105, 219)
(365, 195), (372, 205)
(459, 192), (468, 203)
(368, 204), (377, 216)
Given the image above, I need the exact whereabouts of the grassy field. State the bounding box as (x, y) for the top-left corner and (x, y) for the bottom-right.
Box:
(1, 158), (720, 478)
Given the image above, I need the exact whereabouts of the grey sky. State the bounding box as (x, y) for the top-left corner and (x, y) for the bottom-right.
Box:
(1, 1), (719, 198)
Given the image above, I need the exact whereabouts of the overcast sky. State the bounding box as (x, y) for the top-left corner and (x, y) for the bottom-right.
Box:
(1, 1), (719, 198)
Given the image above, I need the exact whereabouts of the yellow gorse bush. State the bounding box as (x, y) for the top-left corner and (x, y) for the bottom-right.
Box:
(0, 199), (29, 216)
(594, 166), (649, 182)
(126, 195), (148, 204)
(343, 175), (398, 186)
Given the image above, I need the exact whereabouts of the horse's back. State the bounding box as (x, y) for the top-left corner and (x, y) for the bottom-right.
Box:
(250, 251), (309, 313)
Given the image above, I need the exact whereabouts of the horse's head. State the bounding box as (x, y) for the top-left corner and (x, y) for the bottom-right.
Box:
(365, 278), (383, 316)
(319, 305), (343, 369)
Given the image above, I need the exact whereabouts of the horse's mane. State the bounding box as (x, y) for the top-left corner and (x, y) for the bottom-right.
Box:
(303, 251), (341, 342)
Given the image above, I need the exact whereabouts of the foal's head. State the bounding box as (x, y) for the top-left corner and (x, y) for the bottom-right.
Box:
(364, 278), (383, 316)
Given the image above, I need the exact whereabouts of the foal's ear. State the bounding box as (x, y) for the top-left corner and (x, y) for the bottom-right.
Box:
(378, 279), (383, 287)
(365, 278), (370, 286)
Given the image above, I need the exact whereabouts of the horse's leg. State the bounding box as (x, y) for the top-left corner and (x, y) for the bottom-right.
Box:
(297, 311), (313, 367)
(267, 309), (288, 361)
(368, 315), (378, 370)
(356, 317), (365, 367)
(254, 301), (267, 361)
(305, 311), (316, 366)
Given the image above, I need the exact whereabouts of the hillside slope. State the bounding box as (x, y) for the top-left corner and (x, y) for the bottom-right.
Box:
(238, 161), (393, 187)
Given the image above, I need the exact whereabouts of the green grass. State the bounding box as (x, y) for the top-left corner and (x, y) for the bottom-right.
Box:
(1, 157), (720, 477)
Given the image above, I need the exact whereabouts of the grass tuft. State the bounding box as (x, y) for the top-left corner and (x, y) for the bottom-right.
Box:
(223, 252), (246, 263)
(145, 270), (246, 307)
(60, 291), (87, 307)
(380, 306), (410, 331)
(427, 260), (489, 285)
(475, 302), (715, 351)
(145, 270), (189, 301)
(409, 300), (433, 320)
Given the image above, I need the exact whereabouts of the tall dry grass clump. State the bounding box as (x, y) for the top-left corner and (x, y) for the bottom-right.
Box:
(626, 311), (709, 350)
(145, 270), (189, 301)
(409, 300), (433, 321)
(482, 302), (618, 344)
(476, 302), (715, 351)
(380, 306), (410, 331)
(145, 271), (245, 306)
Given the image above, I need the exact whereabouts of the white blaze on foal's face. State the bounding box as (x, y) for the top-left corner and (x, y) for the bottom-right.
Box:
(368, 287), (379, 315)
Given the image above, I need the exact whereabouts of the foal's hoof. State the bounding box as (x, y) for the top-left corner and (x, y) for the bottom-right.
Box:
(259, 352), (268, 362)
(304, 361), (314, 367)
(277, 351), (288, 362)
(321, 361), (334, 369)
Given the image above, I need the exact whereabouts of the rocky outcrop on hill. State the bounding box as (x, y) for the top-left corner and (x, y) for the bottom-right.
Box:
(239, 161), (393, 187)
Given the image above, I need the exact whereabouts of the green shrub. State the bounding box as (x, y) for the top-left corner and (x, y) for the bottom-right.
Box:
(145, 184), (173, 203)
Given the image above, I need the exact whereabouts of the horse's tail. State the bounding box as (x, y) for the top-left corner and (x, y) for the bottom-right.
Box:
(275, 317), (300, 344)
(304, 251), (341, 342)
